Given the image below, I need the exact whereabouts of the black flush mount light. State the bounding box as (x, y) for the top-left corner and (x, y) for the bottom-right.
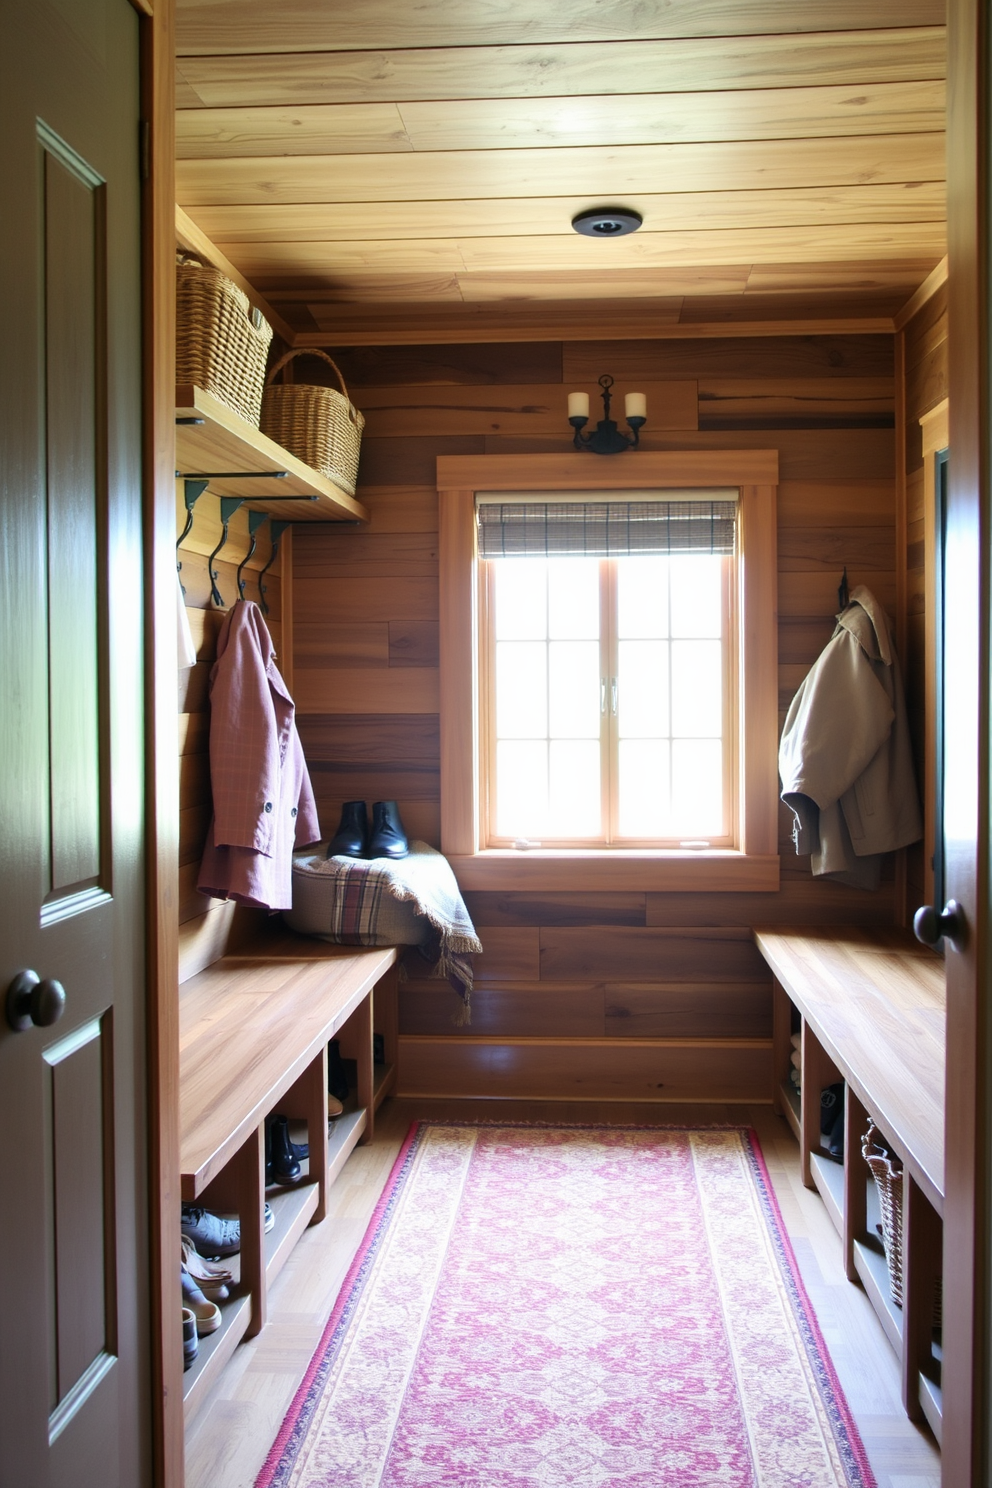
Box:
(571, 207), (643, 237)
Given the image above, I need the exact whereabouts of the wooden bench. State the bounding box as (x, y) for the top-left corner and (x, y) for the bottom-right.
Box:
(178, 933), (399, 1420)
(754, 926), (945, 1441)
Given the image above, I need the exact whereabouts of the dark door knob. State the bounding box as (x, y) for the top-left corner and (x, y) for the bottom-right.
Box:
(913, 899), (965, 950)
(5, 970), (67, 1032)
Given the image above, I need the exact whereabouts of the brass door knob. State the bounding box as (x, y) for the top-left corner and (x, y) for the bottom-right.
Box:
(5, 970), (67, 1032)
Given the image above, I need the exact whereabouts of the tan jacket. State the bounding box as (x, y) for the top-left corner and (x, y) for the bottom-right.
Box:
(778, 586), (922, 888)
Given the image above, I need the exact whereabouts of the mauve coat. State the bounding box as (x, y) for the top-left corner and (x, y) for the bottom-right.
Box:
(197, 600), (320, 910)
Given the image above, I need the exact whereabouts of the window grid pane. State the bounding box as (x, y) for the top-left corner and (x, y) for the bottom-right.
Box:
(490, 557), (603, 841)
(487, 553), (729, 845)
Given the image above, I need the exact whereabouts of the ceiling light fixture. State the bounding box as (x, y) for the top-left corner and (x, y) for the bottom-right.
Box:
(571, 207), (643, 237)
(568, 375), (646, 454)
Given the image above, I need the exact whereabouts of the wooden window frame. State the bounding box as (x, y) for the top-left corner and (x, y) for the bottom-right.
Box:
(438, 452), (780, 892)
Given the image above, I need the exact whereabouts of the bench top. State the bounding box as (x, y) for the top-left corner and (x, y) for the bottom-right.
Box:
(179, 939), (397, 1196)
(754, 927), (945, 1205)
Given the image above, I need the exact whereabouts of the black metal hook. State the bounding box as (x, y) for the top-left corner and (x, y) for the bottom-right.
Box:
(237, 510), (270, 602)
(176, 478), (209, 595)
(207, 497), (245, 607)
(258, 520), (291, 616)
(838, 566), (850, 611)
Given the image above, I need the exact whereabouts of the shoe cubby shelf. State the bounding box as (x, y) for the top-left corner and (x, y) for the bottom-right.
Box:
(756, 927), (945, 1442)
(176, 383), (369, 524)
(179, 938), (400, 1421)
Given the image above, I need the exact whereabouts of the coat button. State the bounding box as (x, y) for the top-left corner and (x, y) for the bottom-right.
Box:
(291, 807), (298, 818)
(264, 802), (273, 813)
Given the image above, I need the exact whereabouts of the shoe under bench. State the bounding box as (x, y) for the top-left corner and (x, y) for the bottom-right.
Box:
(754, 926), (945, 1442)
(178, 933), (399, 1422)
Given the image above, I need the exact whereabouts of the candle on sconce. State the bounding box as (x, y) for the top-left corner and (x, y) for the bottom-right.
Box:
(625, 391), (647, 421)
(567, 391), (590, 420)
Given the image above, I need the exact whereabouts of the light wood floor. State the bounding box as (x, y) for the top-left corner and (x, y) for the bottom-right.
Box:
(184, 1100), (941, 1488)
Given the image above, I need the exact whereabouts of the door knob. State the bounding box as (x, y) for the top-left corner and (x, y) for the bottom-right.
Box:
(913, 899), (966, 951)
(5, 970), (67, 1032)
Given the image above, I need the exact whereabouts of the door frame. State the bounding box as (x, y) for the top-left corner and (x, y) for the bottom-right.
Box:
(942, 0), (990, 1482)
(136, 0), (183, 1482)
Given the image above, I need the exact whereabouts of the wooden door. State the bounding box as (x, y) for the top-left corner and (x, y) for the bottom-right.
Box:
(0, 1), (150, 1484)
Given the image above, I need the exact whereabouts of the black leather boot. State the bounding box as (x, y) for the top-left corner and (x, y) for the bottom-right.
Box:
(268, 1114), (302, 1184)
(368, 799), (409, 859)
(328, 1038), (350, 1103)
(327, 800), (368, 858)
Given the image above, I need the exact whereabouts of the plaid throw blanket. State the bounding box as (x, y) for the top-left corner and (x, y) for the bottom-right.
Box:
(287, 841), (481, 1024)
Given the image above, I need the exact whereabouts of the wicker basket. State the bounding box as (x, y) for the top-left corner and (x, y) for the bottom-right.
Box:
(862, 1122), (905, 1306)
(176, 257), (273, 427)
(862, 1121), (942, 1324)
(259, 349), (365, 497)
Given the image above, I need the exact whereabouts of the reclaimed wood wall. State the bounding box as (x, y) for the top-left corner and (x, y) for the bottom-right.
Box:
(292, 333), (901, 1101)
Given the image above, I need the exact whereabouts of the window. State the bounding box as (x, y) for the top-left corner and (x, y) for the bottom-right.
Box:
(478, 496), (737, 848)
(438, 452), (780, 892)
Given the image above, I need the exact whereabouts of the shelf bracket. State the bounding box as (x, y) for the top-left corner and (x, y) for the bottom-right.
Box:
(237, 510), (270, 603)
(176, 478), (210, 595)
(183, 469), (288, 482)
(259, 520), (291, 616)
(208, 497), (245, 608)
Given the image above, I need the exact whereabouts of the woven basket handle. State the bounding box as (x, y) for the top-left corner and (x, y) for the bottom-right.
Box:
(265, 347), (359, 425)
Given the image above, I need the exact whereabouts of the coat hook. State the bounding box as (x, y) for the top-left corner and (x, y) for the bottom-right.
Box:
(237, 510), (270, 602)
(208, 497), (245, 607)
(838, 566), (850, 611)
(259, 520), (291, 616)
(176, 478), (210, 595)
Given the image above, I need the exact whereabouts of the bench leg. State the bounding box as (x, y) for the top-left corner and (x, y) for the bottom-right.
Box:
(771, 978), (792, 1117)
(800, 1022), (834, 1189)
(843, 1086), (870, 1284)
(230, 1125), (266, 1339)
(902, 1173), (942, 1421)
(354, 991), (374, 1144)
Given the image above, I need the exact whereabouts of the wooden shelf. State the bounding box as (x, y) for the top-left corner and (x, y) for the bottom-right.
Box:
(265, 1181), (321, 1288)
(780, 1079), (801, 1142)
(374, 1062), (397, 1111)
(810, 1151), (844, 1236)
(176, 384), (368, 524)
(328, 1108), (367, 1188)
(919, 1360), (942, 1444)
(183, 1291), (253, 1422)
(853, 1236), (904, 1356)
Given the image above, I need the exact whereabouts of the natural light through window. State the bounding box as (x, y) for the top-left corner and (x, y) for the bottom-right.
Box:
(479, 494), (736, 849)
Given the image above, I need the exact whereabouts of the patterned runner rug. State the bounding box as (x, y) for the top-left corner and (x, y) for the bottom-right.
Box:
(257, 1125), (875, 1488)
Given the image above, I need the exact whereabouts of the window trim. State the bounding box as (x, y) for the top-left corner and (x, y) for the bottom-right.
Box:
(438, 451), (780, 892)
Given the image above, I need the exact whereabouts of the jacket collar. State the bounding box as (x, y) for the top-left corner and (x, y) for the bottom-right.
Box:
(835, 584), (893, 666)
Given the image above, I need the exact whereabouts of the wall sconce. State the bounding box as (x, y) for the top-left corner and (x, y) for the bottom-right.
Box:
(568, 375), (646, 454)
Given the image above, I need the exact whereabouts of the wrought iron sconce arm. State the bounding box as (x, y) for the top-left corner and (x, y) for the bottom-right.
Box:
(569, 375), (646, 455)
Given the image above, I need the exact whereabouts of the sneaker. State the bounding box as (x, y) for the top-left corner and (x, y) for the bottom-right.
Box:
(181, 1204), (240, 1258)
(264, 1201), (275, 1234)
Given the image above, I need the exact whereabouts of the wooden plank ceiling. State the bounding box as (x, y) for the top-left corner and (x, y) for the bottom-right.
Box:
(175, 0), (947, 341)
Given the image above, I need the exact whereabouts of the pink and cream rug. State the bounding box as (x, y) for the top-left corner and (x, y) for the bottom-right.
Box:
(257, 1125), (875, 1488)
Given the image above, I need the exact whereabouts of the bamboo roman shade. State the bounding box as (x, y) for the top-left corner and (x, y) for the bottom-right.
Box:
(476, 493), (738, 558)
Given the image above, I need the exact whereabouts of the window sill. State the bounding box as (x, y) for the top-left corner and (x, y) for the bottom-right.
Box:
(447, 850), (780, 893)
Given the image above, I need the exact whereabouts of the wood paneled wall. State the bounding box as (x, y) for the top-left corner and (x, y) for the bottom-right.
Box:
(900, 281), (948, 922)
(292, 334), (900, 1101)
(176, 492), (287, 981)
